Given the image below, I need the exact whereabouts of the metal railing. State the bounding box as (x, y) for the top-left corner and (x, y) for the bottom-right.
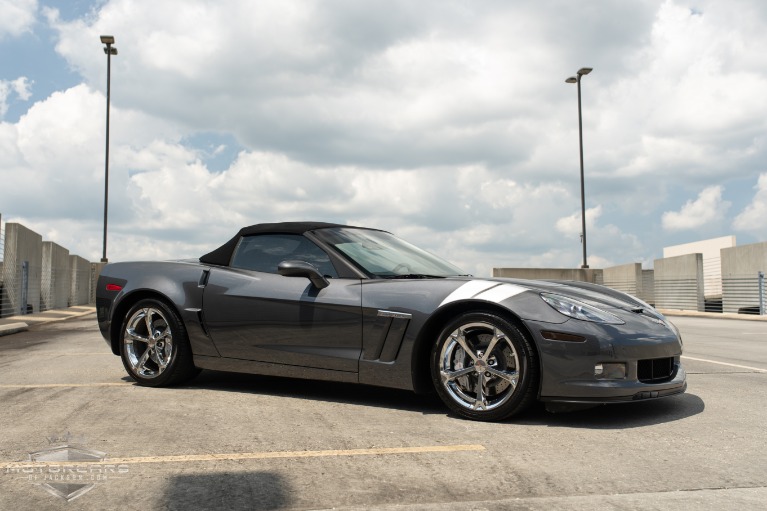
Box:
(0, 221), (9, 318)
(2, 260), (93, 316)
(0, 259), (43, 317)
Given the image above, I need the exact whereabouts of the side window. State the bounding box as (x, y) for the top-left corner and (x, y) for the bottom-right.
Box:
(230, 234), (338, 277)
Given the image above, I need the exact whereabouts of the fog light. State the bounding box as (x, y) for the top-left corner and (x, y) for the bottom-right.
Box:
(595, 363), (626, 379)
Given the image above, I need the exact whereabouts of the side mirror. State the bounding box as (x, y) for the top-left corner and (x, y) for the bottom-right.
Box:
(277, 260), (329, 289)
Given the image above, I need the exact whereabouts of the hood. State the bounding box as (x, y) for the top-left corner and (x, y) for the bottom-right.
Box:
(486, 277), (649, 313)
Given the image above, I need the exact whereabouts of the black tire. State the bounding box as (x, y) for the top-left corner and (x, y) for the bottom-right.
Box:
(119, 299), (200, 387)
(430, 312), (538, 421)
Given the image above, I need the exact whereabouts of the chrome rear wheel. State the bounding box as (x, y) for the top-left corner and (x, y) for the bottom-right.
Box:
(124, 306), (174, 379)
(119, 299), (200, 387)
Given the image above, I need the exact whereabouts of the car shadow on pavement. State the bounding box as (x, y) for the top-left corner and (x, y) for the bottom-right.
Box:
(162, 471), (289, 511)
(168, 370), (703, 426)
(174, 370), (447, 415)
(515, 392), (705, 429)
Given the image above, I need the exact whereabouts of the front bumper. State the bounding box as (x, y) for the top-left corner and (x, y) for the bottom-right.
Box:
(525, 318), (687, 404)
(540, 364), (687, 403)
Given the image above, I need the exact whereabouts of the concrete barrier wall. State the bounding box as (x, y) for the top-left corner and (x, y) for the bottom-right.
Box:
(0, 217), (105, 313)
(603, 263), (642, 297)
(493, 268), (603, 283)
(1, 223), (43, 315)
(664, 236), (734, 299)
(653, 253), (704, 311)
(721, 241), (767, 314)
(70, 255), (92, 306)
(42, 242), (71, 310)
(641, 270), (655, 305)
(90, 262), (107, 305)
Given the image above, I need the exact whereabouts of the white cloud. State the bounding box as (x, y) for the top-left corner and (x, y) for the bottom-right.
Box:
(0, 77), (32, 118)
(42, 0), (657, 171)
(0, 84), (182, 222)
(115, 151), (584, 274)
(593, 0), (767, 182)
(0, 0), (37, 38)
(662, 185), (731, 231)
(4, 0), (767, 273)
(733, 172), (767, 234)
(556, 205), (603, 236)
(555, 205), (643, 268)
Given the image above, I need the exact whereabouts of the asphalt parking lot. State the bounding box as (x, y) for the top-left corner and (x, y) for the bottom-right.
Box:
(0, 313), (765, 510)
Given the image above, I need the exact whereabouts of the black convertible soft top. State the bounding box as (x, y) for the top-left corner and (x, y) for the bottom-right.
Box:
(199, 221), (349, 266)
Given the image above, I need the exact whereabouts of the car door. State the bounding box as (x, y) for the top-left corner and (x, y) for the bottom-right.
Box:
(202, 233), (362, 373)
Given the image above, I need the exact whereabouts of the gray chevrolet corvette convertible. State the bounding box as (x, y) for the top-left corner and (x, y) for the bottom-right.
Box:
(96, 222), (686, 421)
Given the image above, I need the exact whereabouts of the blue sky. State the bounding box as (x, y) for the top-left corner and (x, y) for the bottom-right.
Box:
(1, 0), (767, 276)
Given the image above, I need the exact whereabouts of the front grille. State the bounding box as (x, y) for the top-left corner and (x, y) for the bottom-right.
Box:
(637, 357), (675, 383)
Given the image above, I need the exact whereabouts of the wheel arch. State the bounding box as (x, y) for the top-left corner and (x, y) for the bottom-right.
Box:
(411, 300), (542, 395)
(109, 290), (181, 355)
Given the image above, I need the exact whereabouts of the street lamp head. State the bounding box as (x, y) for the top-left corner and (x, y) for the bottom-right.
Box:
(104, 47), (118, 55)
(577, 67), (593, 76)
(100, 35), (115, 45)
(565, 76), (577, 84)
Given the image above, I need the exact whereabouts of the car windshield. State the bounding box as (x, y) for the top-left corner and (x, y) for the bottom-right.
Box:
(314, 227), (465, 278)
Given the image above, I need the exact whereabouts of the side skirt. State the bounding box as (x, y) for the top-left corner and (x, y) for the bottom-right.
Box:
(194, 355), (359, 384)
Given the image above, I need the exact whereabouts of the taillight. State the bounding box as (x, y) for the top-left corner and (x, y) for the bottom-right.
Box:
(106, 284), (123, 292)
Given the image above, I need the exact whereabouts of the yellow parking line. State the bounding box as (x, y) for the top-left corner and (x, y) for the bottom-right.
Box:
(2, 444), (485, 469)
(27, 352), (114, 355)
(0, 382), (133, 389)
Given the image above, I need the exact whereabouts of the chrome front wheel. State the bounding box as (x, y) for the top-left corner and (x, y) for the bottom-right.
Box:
(431, 313), (538, 421)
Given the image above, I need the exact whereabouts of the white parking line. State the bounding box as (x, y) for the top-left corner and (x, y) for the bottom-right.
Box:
(2, 444), (486, 469)
(681, 356), (767, 373)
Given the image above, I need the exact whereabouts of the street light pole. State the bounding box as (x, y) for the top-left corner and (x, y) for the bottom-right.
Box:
(100, 36), (117, 263)
(566, 67), (592, 269)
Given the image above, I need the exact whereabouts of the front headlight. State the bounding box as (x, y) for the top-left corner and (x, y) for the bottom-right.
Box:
(540, 293), (625, 324)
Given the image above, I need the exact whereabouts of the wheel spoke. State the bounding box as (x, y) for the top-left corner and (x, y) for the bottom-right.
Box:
(155, 328), (171, 341)
(473, 371), (487, 410)
(143, 309), (154, 337)
(453, 328), (478, 362)
(487, 367), (518, 388)
(441, 366), (475, 383)
(125, 328), (147, 344)
(135, 348), (152, 374)
(157, 353), (169, 369)
(158, 343), (172, 369)
(483, 328), (505, 361)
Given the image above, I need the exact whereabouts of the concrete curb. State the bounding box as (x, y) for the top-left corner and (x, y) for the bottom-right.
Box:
(0, 322), (29, 336)
(17, 307), (96, 325)
(0, 306), (96, 336)
(659, 309), (767, 321)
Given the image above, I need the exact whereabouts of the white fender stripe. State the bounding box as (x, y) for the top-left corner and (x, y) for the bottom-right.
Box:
(475, 283), (527, 303)
(440, 281), (526, 307)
